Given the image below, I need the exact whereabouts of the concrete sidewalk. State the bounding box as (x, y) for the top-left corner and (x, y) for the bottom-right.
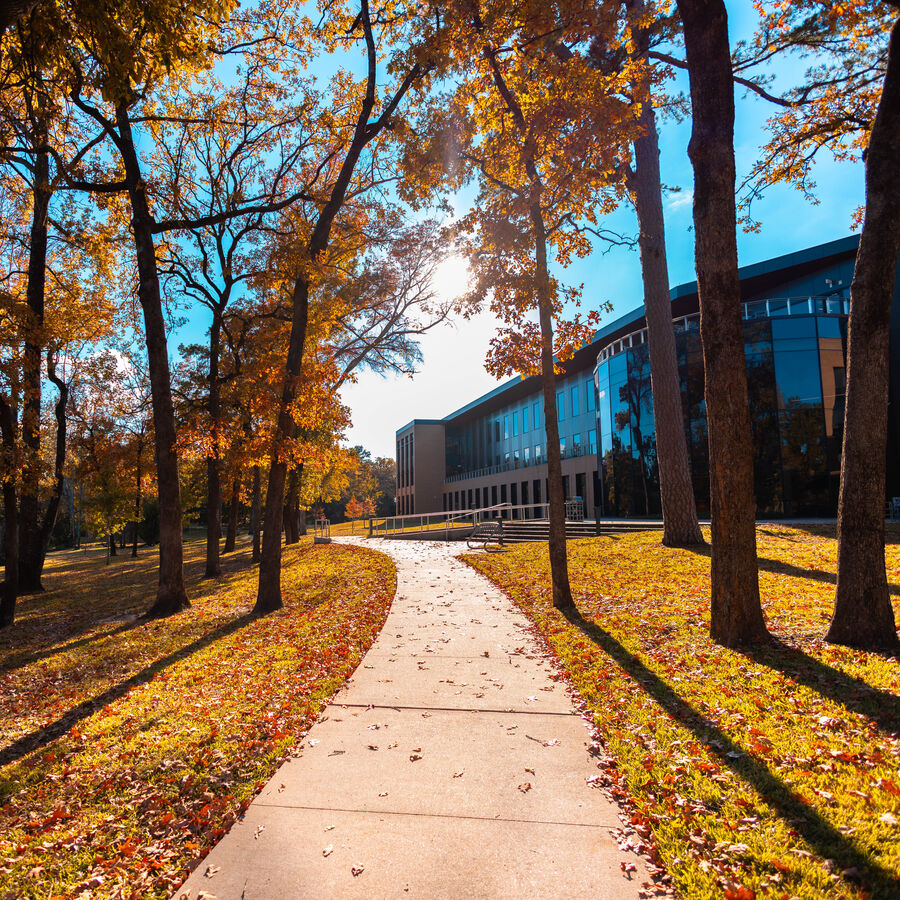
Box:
(176, 539), (652, 899)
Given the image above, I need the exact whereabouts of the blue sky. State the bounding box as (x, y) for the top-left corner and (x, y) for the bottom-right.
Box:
(343, 3), (865, 458)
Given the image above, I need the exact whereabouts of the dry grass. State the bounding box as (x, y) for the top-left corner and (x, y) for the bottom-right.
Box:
(465, 525), (900, 900)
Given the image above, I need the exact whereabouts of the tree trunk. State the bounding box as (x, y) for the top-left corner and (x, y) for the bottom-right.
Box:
(250, 465), (261, 563)
(0, 396), (18, 628)
(256, 289), (306, 612)
(298, 506), (307, 537)
(828, 16), (900, 650)
(676, 0), (768, 647)
(530, 200), (575, 612)
(33, 350), (69, 575)
(115, 102), (189, 617)
(132, 429), (143, 558)
(283, 470), (299, 545)
(224, 477), (239, 553)
(628, 0), (704, 546)
(205, 314), (222, 576)
(18, 146), (51, 594)
(109, 533), (117, 557)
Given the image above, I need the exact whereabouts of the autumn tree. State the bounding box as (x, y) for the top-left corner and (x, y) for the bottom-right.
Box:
(154, 62), (315, 576)
(253, 0), (431, 613)
(674, 0), (769, 646)
(68, 352), (139, 561)
(53, 0), (297, 616)
(0, 11), (111, 592)
(409, 0), (640, 610)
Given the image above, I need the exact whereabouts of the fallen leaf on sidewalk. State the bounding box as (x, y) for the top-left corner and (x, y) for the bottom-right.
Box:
(453, 771), (464, 778)
(525, 768), (535, 775)
(518, 782), (532, 793)
(367, 745), (379, 751)
(323, 846), (333, 857)
(254, 825), (265, 839)
(325, 825), (335, 831)
(204, 865), (220, 878)
(525, 734), (559, 747)
(378, 792), (388, 797)
(410, 754), (422, 762)
(351, 865), (365, 877)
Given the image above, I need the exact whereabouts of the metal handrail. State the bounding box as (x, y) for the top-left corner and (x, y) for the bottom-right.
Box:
(371, 501), (595, 540)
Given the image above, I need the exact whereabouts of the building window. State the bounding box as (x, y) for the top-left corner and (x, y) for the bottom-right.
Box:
(573, 433), (582, 455)
(571, 384), (579, 416)
(514, 449), (520, 468)
(586, 380), (596, 411)
(557, 391), (565, 421)
(560, 437), (566, 456)
(524, 447), (531, 465)
(503, 415), (509, 440)
(523, 407), (530, 432)
(500, 484), (507, 503)
(505, 451), (510, 468)
(588, 428), (597, 455)
(535, 443), (542, 463)
(533, 401), (541, 428)
(513, 411), (519, 436)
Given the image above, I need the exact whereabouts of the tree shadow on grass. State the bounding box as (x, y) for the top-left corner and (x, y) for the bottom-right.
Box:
(0, 618), (145, 675)
(678, 546), (900, 732)
(0, 611), (256, 770)
(561, 606), (900, 898)
(0, 540), (269, 675)
(683, 542), (900, 597)
(744, 639), (900, 735)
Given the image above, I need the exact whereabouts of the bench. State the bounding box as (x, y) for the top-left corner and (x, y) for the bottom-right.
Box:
(466, 521), (505, 551)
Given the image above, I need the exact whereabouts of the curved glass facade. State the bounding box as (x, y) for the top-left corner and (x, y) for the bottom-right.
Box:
(594, 305), (849, 518)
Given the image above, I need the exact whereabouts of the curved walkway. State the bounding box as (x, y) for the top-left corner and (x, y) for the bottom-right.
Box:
(176, 539), (651, 899)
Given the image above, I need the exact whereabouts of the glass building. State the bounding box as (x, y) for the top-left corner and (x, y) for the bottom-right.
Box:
(595, 300), (850, 518)
(394, 235), (900, 519)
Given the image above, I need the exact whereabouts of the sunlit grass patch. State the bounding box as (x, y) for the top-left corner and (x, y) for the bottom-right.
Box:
(0, 537), (396, 899)
(465, 526), (900, 900)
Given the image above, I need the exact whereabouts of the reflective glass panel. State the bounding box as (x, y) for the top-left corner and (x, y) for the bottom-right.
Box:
(773, 349), (823, 409)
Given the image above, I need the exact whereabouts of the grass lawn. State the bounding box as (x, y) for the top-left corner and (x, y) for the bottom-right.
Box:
(465, 525), (900, 900)
(0, 536), (396, 899)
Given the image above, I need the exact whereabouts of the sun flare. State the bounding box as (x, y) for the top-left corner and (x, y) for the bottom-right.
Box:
(432, 254), (473, 302)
